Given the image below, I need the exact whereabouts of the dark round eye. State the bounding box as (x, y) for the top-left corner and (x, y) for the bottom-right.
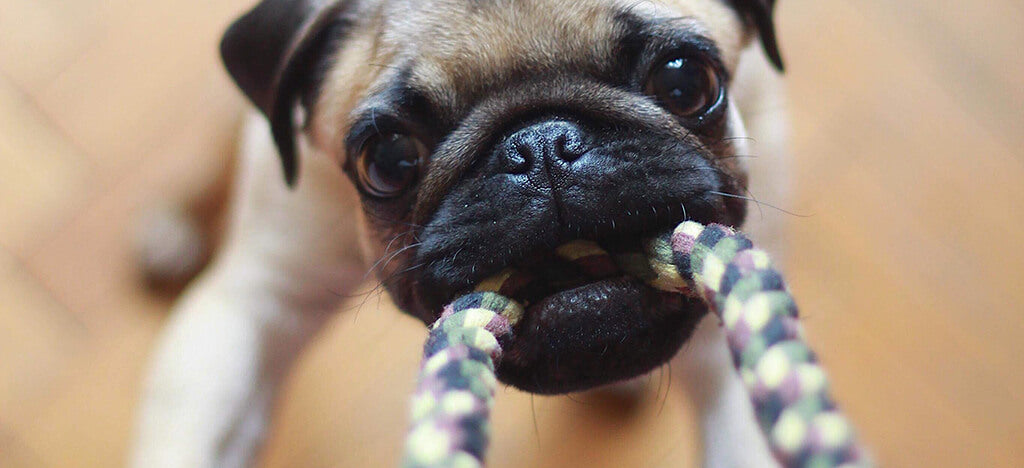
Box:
(356, 133), (428, 198)
(645, 56), (723, 119)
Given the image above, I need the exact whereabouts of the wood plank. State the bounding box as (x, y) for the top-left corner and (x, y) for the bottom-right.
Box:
(17, 321), (160, 468)
(0, 0), (129, 89)
(0, 426), (50, 468)
(0, 249), (87, 437)
(854, 0), (1024, 151)
(0, 74), (92, 255)
(787, 167), (1022, 467)
(30, 1), (251, 183)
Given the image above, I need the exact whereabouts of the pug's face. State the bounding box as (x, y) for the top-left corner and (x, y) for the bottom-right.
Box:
(222, 0), (782, 393)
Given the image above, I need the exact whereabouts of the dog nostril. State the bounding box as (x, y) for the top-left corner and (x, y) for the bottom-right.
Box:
(553, 134), (584, 163)
(503, 141), (532, 174)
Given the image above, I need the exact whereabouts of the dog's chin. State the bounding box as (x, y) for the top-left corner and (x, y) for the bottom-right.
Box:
(496, 275), (705, 394)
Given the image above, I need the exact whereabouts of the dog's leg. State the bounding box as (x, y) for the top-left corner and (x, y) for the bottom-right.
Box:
(130, 113), (364, 468)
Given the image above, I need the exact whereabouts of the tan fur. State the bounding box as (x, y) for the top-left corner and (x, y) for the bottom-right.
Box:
(314, 0), (748, 165)
(312, 0), (754, 266)
(133, 1), (785, 466)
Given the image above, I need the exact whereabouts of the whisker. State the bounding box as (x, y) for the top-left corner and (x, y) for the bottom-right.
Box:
(531, 394), (542, 449)
(658, 361), (672, 417)
(366, 230), (414, 278)
(705, 163), (800, 222)
(372, 241), (423, 278)
(700, 165), (765, 220)
(655, 364), (666, 405)
(564, 393), (595, 407)
(369, 235), (417, 273)
(346, 261), (426, 318)
(708, 190), (812, 218)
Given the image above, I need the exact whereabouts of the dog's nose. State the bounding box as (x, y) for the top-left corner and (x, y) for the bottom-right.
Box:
(499, 120), (587, 174)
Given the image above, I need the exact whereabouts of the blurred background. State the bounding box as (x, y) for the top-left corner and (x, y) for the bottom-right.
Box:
(1, 0), (1022, 467)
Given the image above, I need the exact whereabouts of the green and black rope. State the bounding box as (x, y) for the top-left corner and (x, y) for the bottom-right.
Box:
(402, 221), (871, 468)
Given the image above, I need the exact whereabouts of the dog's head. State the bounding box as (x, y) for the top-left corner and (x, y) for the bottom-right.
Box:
(222, 0), (782, 393)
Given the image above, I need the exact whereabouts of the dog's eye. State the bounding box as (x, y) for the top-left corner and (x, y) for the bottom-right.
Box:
(645, 56), (722, 119)
(356, 133), (427, 198)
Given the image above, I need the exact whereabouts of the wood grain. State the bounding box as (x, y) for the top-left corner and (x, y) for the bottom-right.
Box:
(0, 0), (1020, 466)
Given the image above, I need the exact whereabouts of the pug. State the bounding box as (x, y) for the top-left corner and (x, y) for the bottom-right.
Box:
(131, 0), (790, 466)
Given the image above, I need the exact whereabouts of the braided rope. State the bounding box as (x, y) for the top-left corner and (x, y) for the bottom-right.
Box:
(402, 294), (522, 468)
(402, 221), (871, 468)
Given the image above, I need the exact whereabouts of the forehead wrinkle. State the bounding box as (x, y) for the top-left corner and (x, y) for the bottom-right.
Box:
(314, 0), (745, 157)
(394, 0), (626, 114)
(382, 0), (743, 118)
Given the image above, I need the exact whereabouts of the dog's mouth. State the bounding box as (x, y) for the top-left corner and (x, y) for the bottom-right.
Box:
(409, 194), (738, 394)
(474, 238), (705, 394)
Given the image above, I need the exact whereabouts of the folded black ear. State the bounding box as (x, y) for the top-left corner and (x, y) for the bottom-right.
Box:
(220, 0), (354, 185)
(729, 0), (784, 71)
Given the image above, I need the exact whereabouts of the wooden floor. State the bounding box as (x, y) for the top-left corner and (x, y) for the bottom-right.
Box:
(1, 1), (1022, 467)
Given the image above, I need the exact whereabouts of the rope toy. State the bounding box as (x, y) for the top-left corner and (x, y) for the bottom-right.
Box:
(402, 221), (871, 468)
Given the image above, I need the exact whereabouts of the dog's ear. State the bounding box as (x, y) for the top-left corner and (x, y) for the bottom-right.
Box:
(729, 0), (784, 71)
(221, 0), (354, 185)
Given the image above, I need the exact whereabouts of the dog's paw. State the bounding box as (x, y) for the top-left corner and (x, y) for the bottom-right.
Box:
(132, 204), (207, 290)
